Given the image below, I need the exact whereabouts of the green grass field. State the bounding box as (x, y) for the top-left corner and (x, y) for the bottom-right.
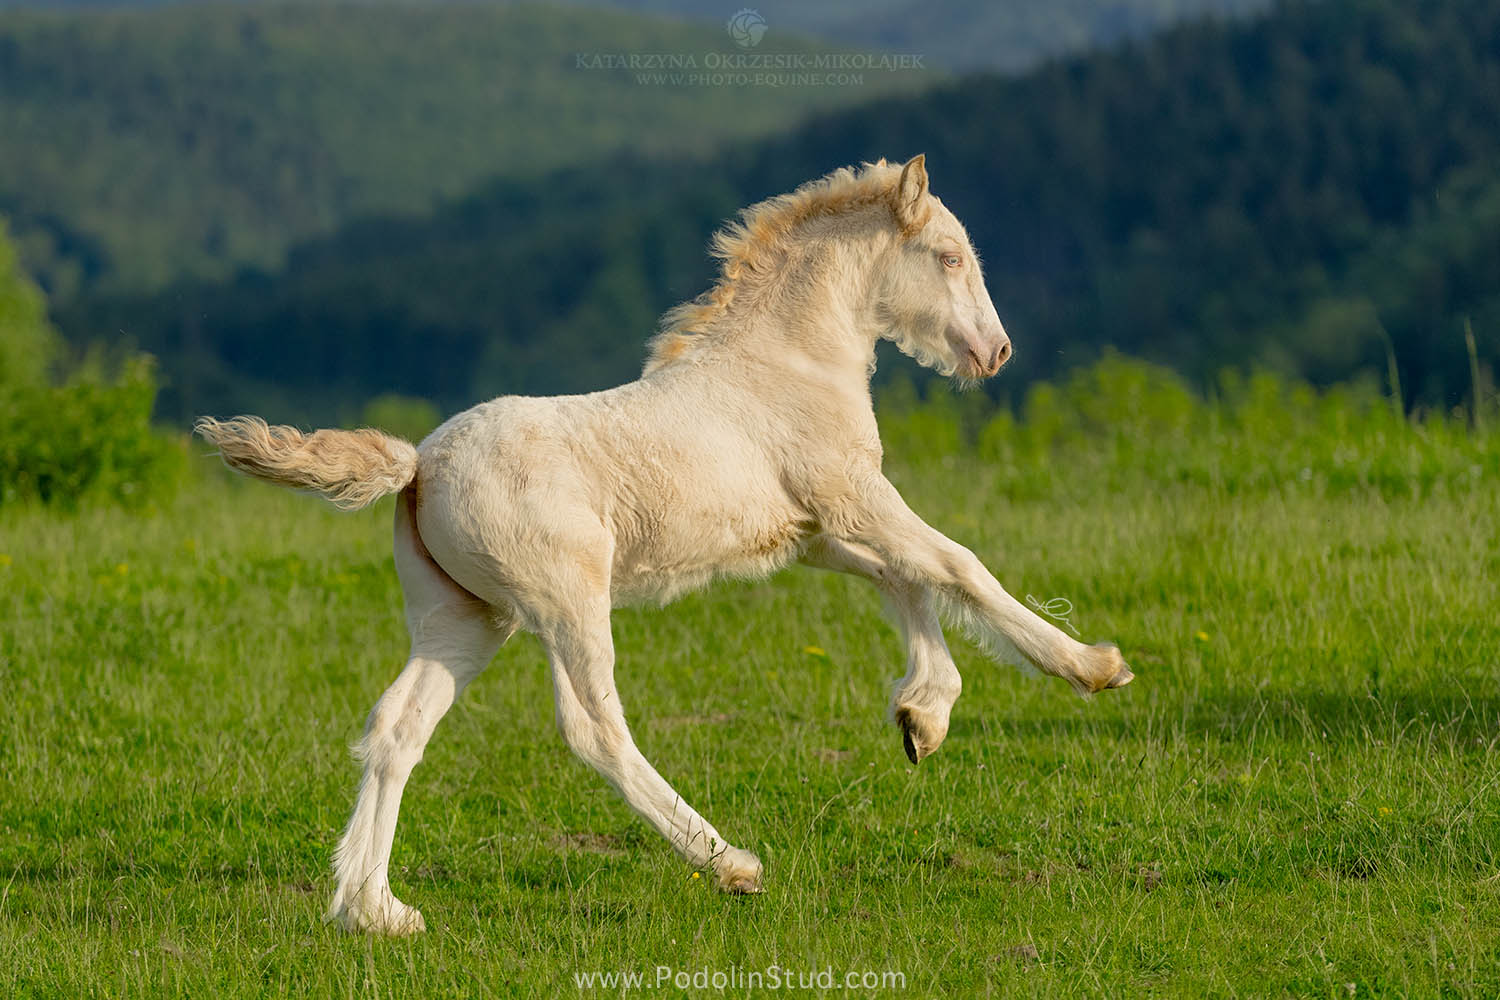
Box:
(2, 368), (1498, 996)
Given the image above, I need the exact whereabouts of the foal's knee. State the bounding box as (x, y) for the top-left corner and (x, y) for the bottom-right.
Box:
(940, 546), (992, 596)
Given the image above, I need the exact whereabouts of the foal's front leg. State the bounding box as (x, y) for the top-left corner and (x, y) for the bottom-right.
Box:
(801, 536), (960, 762)
(841, 477), (1134, 695)
(541, 594), (763, 893)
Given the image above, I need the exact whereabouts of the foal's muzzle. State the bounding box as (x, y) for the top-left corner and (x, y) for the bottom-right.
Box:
(964, 336), (1011, 378)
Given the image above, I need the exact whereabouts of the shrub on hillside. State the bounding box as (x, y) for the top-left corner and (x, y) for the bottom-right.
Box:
(0, 222), (186, 508)
(881, 355), (1497, 499)
(359, 393), (441, 444)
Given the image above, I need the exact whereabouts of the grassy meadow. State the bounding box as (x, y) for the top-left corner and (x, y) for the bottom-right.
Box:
(1, 362), (1498, 996)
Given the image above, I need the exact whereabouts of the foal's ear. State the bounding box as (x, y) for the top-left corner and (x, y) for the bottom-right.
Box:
(892, 154), (930, 234)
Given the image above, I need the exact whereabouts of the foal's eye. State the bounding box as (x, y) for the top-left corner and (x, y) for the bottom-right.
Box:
(940, 253), (962, 269)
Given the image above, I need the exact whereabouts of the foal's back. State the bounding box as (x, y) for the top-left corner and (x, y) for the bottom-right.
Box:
(409, 371), (813, 613)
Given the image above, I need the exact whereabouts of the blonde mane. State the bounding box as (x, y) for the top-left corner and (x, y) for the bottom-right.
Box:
(644, 160), (918, 373)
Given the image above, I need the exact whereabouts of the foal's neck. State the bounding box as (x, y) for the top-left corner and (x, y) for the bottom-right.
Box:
(711, 223), (891, 389)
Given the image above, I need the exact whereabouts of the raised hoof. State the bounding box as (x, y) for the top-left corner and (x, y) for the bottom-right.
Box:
(1078, 642), (1135, 695)
(902, 725), (920, 765)
(894, 706), (947, 763)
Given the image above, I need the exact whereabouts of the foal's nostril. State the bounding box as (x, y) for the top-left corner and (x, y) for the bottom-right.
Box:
(993, 340), (1012, 371)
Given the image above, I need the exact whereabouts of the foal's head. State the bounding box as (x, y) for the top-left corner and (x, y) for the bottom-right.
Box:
(873, 155), (1011, 381)
(644, 156), (1013, 380)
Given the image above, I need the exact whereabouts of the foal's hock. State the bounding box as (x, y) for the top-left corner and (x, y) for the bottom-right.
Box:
(197, 156), (1132, 936)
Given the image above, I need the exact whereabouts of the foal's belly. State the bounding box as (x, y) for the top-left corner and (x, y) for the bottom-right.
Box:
(608, 500), (812, 607)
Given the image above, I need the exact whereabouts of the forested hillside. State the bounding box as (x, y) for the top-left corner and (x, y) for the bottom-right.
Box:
(566, 0), (1269, 72)
(0, 2), (926, 299)
(0, 0), (1270, 73)
(66, 0), (1498, 424)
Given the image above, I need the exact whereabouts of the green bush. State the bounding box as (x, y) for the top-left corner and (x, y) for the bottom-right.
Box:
(0, 355), (189, 509)
(359, 393), (442, 444)
(0, 221), (186, 508)
(881, 356), (1498, 500)
(0, 220), (58, 386)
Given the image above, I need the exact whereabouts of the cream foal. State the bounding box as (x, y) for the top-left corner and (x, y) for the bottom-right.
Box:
(197, 155), (1132, 936)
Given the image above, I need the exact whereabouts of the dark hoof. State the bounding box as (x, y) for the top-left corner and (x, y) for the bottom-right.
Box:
(902, 724), (920, 765)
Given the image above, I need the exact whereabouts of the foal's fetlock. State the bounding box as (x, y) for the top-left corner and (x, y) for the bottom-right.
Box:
(894, 704), (950, 764)
(709, 845), (764, 894)
(1072, 642), (1134, 695)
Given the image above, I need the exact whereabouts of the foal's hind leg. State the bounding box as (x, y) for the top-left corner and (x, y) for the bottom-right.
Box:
(802, 537), (961, 763)
(542, 593), (763, 893)
(328, 604), (503, 934)
(328, 495), (509, 935)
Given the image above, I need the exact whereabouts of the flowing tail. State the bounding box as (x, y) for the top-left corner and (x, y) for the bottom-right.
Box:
(194, 415), (417, 511)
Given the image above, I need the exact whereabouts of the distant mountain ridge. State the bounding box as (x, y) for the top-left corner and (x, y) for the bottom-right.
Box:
(0, 0), (1273, 72)
(0, 0), (1279, 302)
(557, 0), (1271, 71)
(65, 0), (1500, 423)
(0, 2), (927, 299)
